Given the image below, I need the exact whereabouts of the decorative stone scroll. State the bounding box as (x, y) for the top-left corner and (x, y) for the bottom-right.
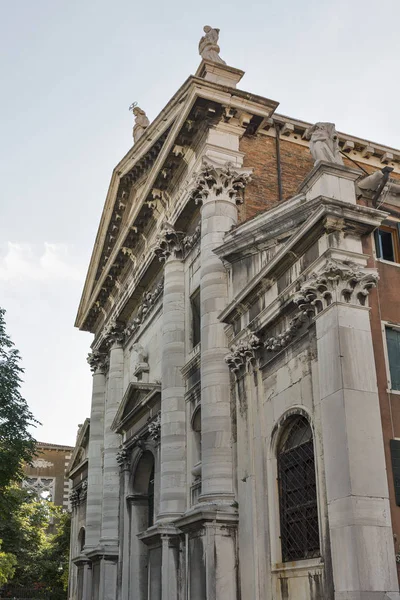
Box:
(124, 279), (164, 339)
(189, 159), (252, 206)
(154, 222), (184, 262)
(148, 412), (161, 442)
(87, 350), (108, 373)
(103, 318), (125, 348)
(69, 480), (88, 509)
(225, 333), (262, 373)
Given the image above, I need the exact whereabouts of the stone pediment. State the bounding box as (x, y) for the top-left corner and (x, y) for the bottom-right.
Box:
(111, 382), (161, 433)
(75, 70), (278, 335)
(66, 418), (90, 477)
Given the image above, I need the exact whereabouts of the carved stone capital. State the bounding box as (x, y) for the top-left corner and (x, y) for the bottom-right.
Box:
(225, 333), (261, 373)
(87, 350), (108, 374)
(103, 319), (125, 348)
(189, 159), (253, 206)
(116, 447), (131, 470)
(294, 259), (378, 312)
(148, 413), (161, 442)
(154, 222), (184, 262)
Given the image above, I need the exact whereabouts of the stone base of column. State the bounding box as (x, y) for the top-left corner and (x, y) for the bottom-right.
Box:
(84, 547), (118, 600)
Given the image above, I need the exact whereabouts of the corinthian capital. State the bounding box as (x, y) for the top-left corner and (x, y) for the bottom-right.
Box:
(103, 318), (125, 348)
(190, 159), (253, 206)
(154, 221), (184, 262)
(87, 350), (108, 374)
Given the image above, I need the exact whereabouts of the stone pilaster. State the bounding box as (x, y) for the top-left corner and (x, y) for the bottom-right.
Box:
(155, 226), (186, 519)
(85, 351), (107, 551)
(194, 158), (252, 502)
(307, 263), (399, 599)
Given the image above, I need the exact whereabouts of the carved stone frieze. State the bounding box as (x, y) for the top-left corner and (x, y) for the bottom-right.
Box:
(225, 333), (262, 373)
(87, 350), (108, 373)
(182, 224), (201, 254)
(148, 413), (161, 442)
(124, 280), (164, 339)
(189, 159), (253, 206)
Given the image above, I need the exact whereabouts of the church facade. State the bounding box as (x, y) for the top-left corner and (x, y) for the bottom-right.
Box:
(68, 27), (400, 600)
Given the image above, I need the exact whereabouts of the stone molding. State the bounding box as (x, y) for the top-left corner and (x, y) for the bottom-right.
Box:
(124, 279), (164, 339)
(154, 222), (184, 262)
(225, 333), (262, 373)
(87, 350), (108, 373)
(189, 159), (253, 206)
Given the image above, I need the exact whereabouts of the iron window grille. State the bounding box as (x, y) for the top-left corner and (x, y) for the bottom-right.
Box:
(277, 416), (320, 562)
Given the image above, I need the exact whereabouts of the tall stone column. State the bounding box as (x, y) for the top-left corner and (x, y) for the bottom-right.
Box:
(98, 321), (124, 599)
(85, 351), (107, 551)
(298, 261), (399, 599)
(155, 227), (186, 519)
(192, 159), (252, 501)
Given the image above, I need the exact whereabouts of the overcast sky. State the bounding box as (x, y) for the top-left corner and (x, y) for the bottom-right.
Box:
(1, 0), (399, 447)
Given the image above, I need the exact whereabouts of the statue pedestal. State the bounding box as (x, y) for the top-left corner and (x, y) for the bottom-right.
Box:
(195, 59), (244, 88)
(298, 161), (362, 205)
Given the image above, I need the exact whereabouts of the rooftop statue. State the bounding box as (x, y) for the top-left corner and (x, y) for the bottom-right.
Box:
(129, 103), (150, 144)
(199, 25), (226, 64)
(305, 122), (343, 166)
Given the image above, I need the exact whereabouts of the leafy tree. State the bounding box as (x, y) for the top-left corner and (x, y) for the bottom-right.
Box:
(0, 308), (37, 489)
(0, 540), (16, 586)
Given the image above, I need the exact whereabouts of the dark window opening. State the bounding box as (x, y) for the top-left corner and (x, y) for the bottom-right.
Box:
(148, 465), (155, 527)
(390, 439), (400, 506)
(386, 327), (400, 391)
(191, 289), (201, 348)
(375, 226), (400, 263)
(278, 416), (320, 562)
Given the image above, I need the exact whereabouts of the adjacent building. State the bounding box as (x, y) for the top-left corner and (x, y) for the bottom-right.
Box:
(23, 441), (73, 509)
(68, 27), (400, 600)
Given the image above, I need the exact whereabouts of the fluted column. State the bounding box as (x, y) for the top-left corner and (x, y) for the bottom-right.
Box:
(155, 225), (186, 518)
(193, 159), (252, 501)
(85, 351), (107, 551)
(101, 324), (124, 546)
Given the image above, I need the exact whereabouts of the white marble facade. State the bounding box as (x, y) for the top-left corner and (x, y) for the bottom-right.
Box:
(69, 47), (400, 600)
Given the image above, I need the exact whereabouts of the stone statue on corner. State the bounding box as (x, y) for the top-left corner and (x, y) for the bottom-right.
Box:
(129, 103), (150, 143)
(305, 122), (343, 166)
(199, 26), (226, 64)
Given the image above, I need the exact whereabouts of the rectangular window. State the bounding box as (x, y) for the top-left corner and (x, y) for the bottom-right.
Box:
(386, 327), (400, 391)
(375, 225), (400, 263)
(390, 439), (400, 506)
(191, 289), (201, 348)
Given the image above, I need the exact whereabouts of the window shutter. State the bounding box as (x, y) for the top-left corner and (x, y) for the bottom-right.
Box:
(374, 229), (382, 258)
(386, 328), (400, 391)
(390, 439), (400, 506)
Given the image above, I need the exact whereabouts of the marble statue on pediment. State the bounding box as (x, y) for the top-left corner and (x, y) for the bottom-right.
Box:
(129, 104), (150, 143)
(305, 122), (343, 166)
(199, 26), (226, 64)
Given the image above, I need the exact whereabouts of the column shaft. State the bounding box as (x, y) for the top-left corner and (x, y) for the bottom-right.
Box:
(85, 368), (106, 549)
(200, 196), (237, 500)
(317, 303), (399, 599)
(160, 257), (186, 517)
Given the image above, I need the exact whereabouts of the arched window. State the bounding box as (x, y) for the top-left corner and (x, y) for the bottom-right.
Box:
(277, 415), (320, 562)
(78, 527), (85, 553)
(148, 464), (155, 528)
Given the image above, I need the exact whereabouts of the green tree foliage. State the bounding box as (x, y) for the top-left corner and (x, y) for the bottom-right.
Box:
(0, 540), (16, 586)
(0, 308), (37, 489)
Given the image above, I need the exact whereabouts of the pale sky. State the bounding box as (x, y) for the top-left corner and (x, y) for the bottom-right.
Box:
(1, 0), (399, 446)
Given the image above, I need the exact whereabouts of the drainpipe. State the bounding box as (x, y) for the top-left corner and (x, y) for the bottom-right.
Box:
(275, 122), (283, 202)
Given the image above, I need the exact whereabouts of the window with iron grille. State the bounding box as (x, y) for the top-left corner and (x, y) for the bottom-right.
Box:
(277, 416), (320, 562)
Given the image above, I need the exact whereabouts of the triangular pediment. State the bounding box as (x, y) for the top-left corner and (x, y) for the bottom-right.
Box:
(66, 418), (90, 477)
(76, 65), (279, 334)
(111, 382), (161, 433)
